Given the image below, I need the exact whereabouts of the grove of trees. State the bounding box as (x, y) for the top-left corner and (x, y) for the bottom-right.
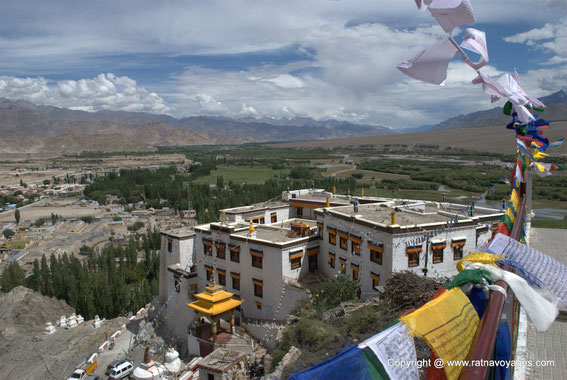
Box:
(1, 229), (162, 320)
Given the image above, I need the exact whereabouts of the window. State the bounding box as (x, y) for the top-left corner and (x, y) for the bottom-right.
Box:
(253, 279), (263, 298)
(174, 276), (181, 293)
(251, 249), (263, 268)
(190, 284), (198, 294)
(167, 239), (173, 252)
(256, 301), (262, 310)
(328, 231), (336, 245)
(340, 236), (348, 250)
(352, 241), (360, 256)
(205, 265), (213, 281)
(216, 243), (226, 259)
(203, 240), (213, 256)
(339, 257), (346, 272)
(351, 263), (359, 281)
(407, 246), (421, 267)
(328, 253), (335, 268)
(296, 207), (303, 217)
(371, 272), (380, 290)
(338, 231), (348, 250)
(452, 239), (466, 260)
(246, 216), (265, 224)
(230, 246), (240, 263)
(271, 212), (277, 223)
(217, 269), (226, 286)
(208, 374), (215, 380)
(231, 272), (240, 290)
(431, 242), (446, 264)
(369, 244), (383, 265)
(290, 250), (303, 269)
(351, 235), (361, 256)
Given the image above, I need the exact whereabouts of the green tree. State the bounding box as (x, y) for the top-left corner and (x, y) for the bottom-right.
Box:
(34, 219), (46, 227)
(14, 209), (20, 225)
(40, 255), (53, 297)
(1, 262), (26, 292)
(2, 229), (15, 239)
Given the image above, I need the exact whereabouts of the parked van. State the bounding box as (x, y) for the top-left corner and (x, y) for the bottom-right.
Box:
(108, 361), (133, 379)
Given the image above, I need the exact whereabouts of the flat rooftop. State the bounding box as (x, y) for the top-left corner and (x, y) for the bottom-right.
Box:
(222, 201), (287, 214)
(329, 200), (502, 227)
(232, 224), (316, 243)
(331, 203), (453, 226)
(162, 228), (195, 238)
(197, 347), (246, 372)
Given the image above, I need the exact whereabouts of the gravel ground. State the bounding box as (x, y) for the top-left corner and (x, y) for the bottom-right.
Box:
(0, 286), (128, 380)
(525, 228), (567, 380)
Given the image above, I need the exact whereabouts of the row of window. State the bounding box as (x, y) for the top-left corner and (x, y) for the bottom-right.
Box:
(406, 241), (465, 267)
(204, 267), (264, 298)
(203, 241), (264, 268)
(245, 212), (279, 224)
(326, 229), (367, 256)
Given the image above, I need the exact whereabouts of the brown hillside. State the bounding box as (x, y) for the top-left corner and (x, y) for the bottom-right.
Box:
(277, 121), (567, 155)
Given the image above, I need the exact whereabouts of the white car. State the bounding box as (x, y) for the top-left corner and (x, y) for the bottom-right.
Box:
(67, 369), (87, 380)
(108, 361), (134, 379)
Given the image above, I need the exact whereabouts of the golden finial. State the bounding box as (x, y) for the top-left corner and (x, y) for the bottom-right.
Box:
(333, 185), (336, 195)
(326, 197), (330, 207)
(249, 221), (255, 236)
(361, 188), (364, 197)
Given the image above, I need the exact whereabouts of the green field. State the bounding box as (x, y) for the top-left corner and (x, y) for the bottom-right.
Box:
(195, 165), (290, 184)
(531, 219), (567, 229)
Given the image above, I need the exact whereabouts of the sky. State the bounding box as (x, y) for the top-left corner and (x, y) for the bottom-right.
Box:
(0, 0), (566, 129)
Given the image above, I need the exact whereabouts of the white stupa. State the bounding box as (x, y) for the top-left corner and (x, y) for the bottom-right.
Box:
(164, 346), (182, 374)
(66, 314), (78, 329)
(76, 315), (84, 324)
(93, 315), (102, 328)
(43, 322), (56, 335)
(57, 315), (67, 327)
(132, 345), (166, 380)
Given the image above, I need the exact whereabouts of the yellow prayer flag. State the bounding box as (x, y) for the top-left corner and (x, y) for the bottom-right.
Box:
(505, 208), (515, 223)
(510, 190), (520, 210)
(533, 151), (548, 160)
(534, 162), (546, 172)
(400, 289), (480, 380)
(456, 252), (502, 272)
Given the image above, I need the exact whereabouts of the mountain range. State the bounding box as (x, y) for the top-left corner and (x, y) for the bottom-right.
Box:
(0, 90), (565, 153)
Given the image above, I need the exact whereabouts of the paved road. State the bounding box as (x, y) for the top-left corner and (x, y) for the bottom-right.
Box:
(525, 228), (567, 380)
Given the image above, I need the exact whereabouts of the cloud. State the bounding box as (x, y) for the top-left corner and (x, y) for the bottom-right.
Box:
(240, 103), (258, 116)
(1, 1), (566, 129)
(0, 73), (168, 113)
(194, 94), (225, 113)
(261, 74), (304, 89)
(504, 19), (567, 65)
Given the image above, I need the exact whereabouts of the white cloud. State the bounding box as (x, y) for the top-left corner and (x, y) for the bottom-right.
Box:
(240, 103), (258, 116)
(262, 75), (304, 89)
(0, 73), (168, 113)
(194, 94), (225, 113)
(504, 19), (567, 65)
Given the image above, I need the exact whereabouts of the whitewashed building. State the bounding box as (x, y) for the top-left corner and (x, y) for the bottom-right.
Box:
(158, 229), (198, 341)
(158, 189), (503, 343)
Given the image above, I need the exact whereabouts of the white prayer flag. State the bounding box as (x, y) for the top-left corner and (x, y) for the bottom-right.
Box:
(486, 233), (567, 308)
(428, 0), (476, 34)
(460, 28), (488, 69)
(363, 323), (419, 380)
(397, 38), (458, 85)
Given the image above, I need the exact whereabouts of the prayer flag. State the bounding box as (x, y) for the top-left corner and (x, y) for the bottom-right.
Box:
(401, 289), (480, 380)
